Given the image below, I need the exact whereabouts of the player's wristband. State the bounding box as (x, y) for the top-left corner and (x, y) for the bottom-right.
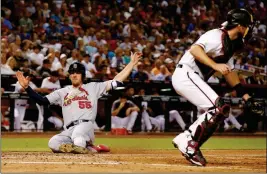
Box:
(111, 80), (124, 90)
(232, 83), (246, 97)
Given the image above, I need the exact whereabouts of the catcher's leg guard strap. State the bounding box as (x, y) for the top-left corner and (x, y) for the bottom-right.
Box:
(212, 97), (231, 116)
(190, 112), (225, 147)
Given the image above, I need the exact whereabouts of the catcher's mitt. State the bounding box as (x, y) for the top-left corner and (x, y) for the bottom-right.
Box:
(243, 98), (265, 116)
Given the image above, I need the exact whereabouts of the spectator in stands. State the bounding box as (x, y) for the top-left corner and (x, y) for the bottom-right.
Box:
(2, 9), (13, 30)
(111, 94), (140, 134)
(20, 40), (32, 60)
(107, 66), (118, 80)
(19, 10), (33, 33)
(42, 2), (51, 20)
(19, 59), (37, 76)
(153, 65), (170, 81)
(95, 32), (107, 47)
(28, 45), (44, 69)
(119, 36), (132, 50)
(53, 53), (67, 77)
(37, 59), (52, 77)
(208, 74), (220, 83)
(66, 49), (78, 69)
(1, 54), (18, 75)
(83, 27), (96, 45)
(94, 64), (108, 80)
(45, 18), (60, 40)
(132, 62), (149, 81)
(13, 72), (45, 131)
(122, 48), (131, 65)
(40, 71), (63, 130)
(247, 70), (265, 85)
(111, 47), (125, 70)
(59, 18), (74, 35)
(151, 59), (162, 78)
(82, 54), (97, 78)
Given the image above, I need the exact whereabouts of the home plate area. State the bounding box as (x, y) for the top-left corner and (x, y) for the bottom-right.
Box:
(1, 149), (266, 173)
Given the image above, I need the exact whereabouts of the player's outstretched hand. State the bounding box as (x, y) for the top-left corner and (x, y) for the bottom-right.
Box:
(130, 52), (143, 65)
(212, 63), (231, 75)
(16, 71), (30, 89)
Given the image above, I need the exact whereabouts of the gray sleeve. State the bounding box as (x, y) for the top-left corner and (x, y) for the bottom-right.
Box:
(46, 90), (62, 105)
(88, 82), (108, 99)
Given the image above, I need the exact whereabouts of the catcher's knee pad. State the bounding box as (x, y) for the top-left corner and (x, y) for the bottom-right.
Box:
(213, 97), (231, 116)
(73, 136), (87, 148)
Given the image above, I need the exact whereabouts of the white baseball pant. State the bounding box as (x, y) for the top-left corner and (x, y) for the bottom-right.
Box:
(111, 111), (138, 131)
(169, 110), (186, 130)
(141, 110), (165, 131)
(172, 64), (219, 136)
(48, 121), (95, 152)
(224, 108), (243, 130)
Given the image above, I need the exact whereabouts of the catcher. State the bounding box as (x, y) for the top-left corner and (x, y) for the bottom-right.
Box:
(172, 8), (264, 166)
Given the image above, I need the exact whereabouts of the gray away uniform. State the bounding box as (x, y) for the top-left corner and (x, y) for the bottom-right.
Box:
(47, 82), (108, 152)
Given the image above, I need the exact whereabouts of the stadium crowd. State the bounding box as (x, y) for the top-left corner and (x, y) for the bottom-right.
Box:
(1, 0), (267, 84)
(1, 0), (267, 132)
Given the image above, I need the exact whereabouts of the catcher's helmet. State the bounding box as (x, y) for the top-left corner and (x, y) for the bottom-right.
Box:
(226, 8), (254, 28)
(222, 8), (256, 41)
(68, 62), (86, 79)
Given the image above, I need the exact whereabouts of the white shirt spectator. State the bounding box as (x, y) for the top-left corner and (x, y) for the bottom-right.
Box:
(136, 43), (146, 52)
(14, 81), (37, 105)
(153, 73), (166, 81)
(41, 77), (61, 91)
(192, 6), (200, 17)
(119, 42), (132, 50)
(207, 75), (220, 83)
(92, 52), (106, 63)
(53, 0), (63, 9)
(1, 64), (16, 75)
(29, 52), (45, 66)
(154, 44), (165, 51)
(26, 6), (36, 14)
(83, 35), (96, 45)
(258, 24), (266, 34)
(42, 9), (51, 19)
(95, 39), (107, 47)
(81, 60), (97, 78)
(123, 24), (131, 37)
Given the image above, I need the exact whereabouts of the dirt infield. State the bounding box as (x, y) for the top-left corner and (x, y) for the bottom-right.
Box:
(1, 133), (266, 173)
(1, 149), (266, 173)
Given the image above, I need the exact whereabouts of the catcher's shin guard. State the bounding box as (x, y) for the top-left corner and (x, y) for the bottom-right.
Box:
(190, 97), (231, 147)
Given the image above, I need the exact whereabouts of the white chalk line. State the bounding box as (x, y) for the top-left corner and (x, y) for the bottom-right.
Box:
(2, 153), (266, 159)
(3, 160), (259, 171)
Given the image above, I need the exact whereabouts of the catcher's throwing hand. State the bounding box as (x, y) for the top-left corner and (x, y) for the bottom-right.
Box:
(130, 52), (143, 65)
(16, 71), (30, 89)
(212, 63), (231, 75)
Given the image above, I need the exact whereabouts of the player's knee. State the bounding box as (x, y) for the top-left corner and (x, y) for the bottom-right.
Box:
(212, 97), (231, 116)
(169, 110), (178, 115)
(131, 111), (138, 116)
(48, 136), (60, 151)
(142, 110), (148, 116)
(73, 136), (86, 148)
